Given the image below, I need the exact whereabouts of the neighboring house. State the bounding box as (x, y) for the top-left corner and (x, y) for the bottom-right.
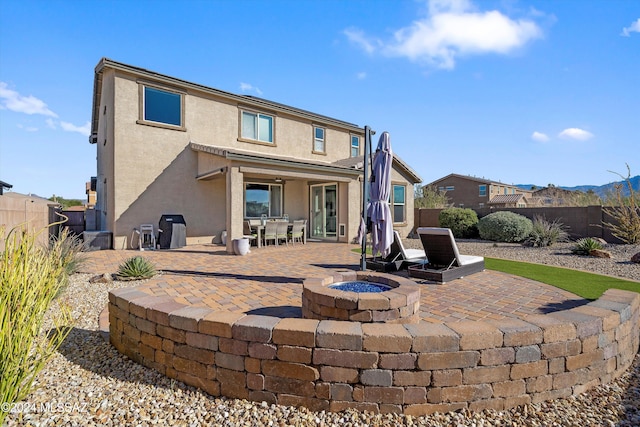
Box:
(86, 177), (97, 208)
(487, 194), (529, 208)
(426, 173), (533, 209)
(89, 58), (421, 251)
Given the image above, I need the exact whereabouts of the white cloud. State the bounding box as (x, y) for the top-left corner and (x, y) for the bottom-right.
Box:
(60, 121), (91, 137)
(239, 82), (263, 96)
(345, 0), (543, 69)
(531, 131), (549, 142)
(558, 128), (594, 141)
(17, 123), (38, 132)
(621, 18), (640, 37)
(356, 72), (367, 80)
(344, 28), (378, 54)
(45, 118), (57, 129)
(0, 82), (58, 117)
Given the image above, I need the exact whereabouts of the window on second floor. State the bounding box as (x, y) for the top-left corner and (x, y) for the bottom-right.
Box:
(241, 111), (274, 143)
(351, 135), (360, 157)
(391, 184), (406, 223)
(313, 126), (325, 153)
(479, 185), (487, 196)
(140, 85), (183, 128)
(446, 186), (455, 191)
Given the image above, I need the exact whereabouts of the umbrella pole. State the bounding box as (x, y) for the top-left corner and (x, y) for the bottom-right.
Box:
(361, 125), (374, 271)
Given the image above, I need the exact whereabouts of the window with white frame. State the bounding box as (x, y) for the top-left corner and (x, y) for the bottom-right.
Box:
(351, 135), (360, 157)
(140, 85), (183, 127)
(241, 111), (273, 143)
(313, 126), (325, 153)
(244, 183), (282, 217)
(392, 184), (406, 223)
(446, 186), (455, 191)
(479, 185), (487, 196)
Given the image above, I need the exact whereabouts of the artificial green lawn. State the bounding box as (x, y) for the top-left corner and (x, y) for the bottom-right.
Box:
(484, 257), (639, 300)
(353, 248), (639, 300)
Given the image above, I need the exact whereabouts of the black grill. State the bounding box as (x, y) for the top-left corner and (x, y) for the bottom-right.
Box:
(158, 214), (186, 249)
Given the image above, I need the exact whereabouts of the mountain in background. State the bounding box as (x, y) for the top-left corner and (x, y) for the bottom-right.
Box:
(517, 175), (640, 198)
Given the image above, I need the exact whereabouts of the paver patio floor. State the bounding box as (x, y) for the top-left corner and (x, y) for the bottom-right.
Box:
(84, 242), (589, 323)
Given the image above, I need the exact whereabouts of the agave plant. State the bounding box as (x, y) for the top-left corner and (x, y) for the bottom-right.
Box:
(571, 237), (604, 256)
(526, 216), (569, 247)
(116, 256), (157, 280)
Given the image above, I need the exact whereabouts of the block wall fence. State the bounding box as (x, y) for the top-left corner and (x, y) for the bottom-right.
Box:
(108, 273), (639, 416)
(413, 206), (625, 243)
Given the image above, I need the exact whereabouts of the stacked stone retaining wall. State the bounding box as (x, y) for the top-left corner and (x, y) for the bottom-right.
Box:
(108, 277), (639, 415)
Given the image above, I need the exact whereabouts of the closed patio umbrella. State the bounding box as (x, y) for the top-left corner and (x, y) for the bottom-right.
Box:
(367, 131), (393, 258)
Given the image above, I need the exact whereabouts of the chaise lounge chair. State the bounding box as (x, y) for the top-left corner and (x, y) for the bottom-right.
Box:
(407, 227), (484, 283)
(366, 230), (428, 272)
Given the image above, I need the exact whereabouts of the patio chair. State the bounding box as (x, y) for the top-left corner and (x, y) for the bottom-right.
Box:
(288, 222), (305, 245)
(407, 227), (484, 283)
(276, 221), (289, 245)
(366, 230), (427, 272)
(243, 220), (258, 246)
(263, 221), (278, 246)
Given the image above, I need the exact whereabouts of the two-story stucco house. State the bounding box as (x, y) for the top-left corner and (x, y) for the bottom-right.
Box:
(427, 173), (532, 209)
(89, 58), (421, 252)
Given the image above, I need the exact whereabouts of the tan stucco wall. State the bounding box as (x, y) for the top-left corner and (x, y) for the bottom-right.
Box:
(97, 67), (417, 249)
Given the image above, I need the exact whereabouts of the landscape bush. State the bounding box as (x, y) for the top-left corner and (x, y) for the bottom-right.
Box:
(603, 165), (640, 244)
(571, 237), (604, 255)
(48, 228), (87, 295)
(116, 256), (157, 280)
(1, 226), (72, 423)
(526, 215), (569, 247)
(438, 207), (479, 238)
(477, 211), (533, 242)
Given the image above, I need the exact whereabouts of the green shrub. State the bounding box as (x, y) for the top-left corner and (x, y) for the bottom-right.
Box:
(571, 237), (604, 255)
(116, 256), (157, 280)
(477, 211), (533, 242)
(438, 207), (479, 238)
(526, 215), (570, 247)
(1, 226), (72, 423)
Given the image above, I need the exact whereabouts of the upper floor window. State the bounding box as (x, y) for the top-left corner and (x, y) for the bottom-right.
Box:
(141, 85), (183, 128)
(241, 111), (273, 143)
(313, 126), (325, 153)
(479, 185), (486, 196)
(351, 135), (360, 157)
(391, 184), (406, 223)
(446, 186), (455, 191)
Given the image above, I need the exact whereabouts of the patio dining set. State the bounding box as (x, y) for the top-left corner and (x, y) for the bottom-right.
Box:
(243, 218), (307, 248)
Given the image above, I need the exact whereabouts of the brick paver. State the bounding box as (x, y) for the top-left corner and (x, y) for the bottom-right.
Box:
(84, 242), (588, 323)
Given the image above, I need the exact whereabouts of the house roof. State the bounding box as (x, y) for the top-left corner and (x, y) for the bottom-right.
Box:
(191, 143), (422, 184)
(488, 194), (527, 204)
(427, 173), (533, 193)
(91, 58), (363, 140)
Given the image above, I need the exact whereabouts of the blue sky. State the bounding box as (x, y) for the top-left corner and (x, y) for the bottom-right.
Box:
(1, 0), (638, 199)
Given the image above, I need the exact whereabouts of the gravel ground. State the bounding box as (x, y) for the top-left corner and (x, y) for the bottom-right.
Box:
(4, 242), (640, 426)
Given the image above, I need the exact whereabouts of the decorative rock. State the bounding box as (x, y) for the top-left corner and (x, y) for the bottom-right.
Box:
(89, 273), (113, 283)
(631, 252), (640, 264)
(589, 249), (611, 258)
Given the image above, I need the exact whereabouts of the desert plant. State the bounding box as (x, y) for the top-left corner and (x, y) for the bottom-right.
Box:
(526, 215), (570, 247)
(603, 165), (640, 244)
(477, 211), (533, 242)
(438, 207), (479, 238)
(1, 226), (72, 423)
(414, 184), (450, 208)
(116, 256), (157, 280)
(48, 228), (87, 295)
(571, 237), (604, 255)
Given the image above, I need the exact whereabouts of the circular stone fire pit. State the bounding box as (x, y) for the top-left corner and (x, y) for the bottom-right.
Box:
(302, 271), (420, 323)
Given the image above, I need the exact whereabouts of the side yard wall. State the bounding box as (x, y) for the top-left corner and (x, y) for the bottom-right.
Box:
(108, 280), (639, 416)
(413, 206), (625, 243)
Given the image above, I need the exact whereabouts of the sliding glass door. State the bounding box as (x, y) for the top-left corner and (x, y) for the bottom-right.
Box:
(310, 184), (337, 240)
